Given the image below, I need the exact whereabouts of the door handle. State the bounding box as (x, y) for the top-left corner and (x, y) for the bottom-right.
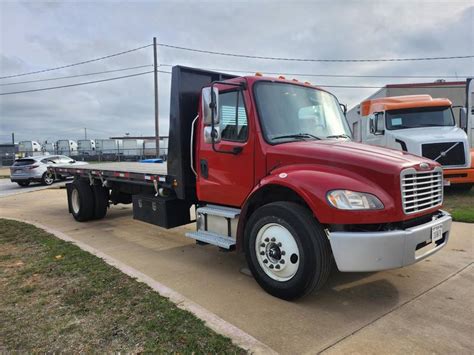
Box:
(200, 159), (209, 179)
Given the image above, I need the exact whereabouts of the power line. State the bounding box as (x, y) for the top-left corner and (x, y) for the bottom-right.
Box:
(0, 64), (154, 86)
(159, 64), (471, 79)
(0, 44), (153, 80)
(157, 43), (474, 63)
(0, 70), (169, 96)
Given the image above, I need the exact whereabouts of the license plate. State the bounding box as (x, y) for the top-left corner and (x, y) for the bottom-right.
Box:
(443, 179), (451, 186)
(432, 224), (443, 243)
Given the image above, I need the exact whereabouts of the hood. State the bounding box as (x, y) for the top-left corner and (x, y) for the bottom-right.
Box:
(266, 140), (438, 177)
(390, 126), (467, 143)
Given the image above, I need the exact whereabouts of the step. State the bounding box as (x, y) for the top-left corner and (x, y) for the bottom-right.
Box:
(197, 204), (241, 219)
(185, 230), (236, 249)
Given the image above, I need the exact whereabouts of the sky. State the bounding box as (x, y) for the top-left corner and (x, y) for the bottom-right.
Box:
(0, 0), (473, 143)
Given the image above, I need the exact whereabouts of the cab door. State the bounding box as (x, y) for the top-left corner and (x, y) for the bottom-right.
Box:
(196, 87), (255, 207)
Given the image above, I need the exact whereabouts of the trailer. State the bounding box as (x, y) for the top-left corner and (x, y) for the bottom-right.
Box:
(18, 141), (42, 156)
(57, 140), (78, 156)
(77, 139), (96, 155)
(51, 65), (452, 300)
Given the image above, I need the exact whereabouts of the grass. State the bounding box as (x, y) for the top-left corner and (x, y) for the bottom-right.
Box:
(443, 188), (474, 223)
(0, 219), (243, 353)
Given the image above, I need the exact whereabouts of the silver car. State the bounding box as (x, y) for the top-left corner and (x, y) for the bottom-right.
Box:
(10, 155), (88, 187)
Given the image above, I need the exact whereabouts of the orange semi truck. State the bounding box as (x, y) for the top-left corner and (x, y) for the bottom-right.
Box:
(347, 94), (474, 191)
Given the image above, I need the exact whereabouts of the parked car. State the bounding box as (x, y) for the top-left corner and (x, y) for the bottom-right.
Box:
(10, 155), (88, 187)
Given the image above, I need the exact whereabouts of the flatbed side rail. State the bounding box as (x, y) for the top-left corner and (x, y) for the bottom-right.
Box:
(49, 166), (174, 188)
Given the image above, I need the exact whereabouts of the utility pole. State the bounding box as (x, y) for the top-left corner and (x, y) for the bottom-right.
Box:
(84, 128), (87, 140)
(153, 37), (160, 157)
(11, 132), (15, 145)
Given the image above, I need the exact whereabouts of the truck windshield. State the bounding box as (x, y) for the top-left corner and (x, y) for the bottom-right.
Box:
(385, 106), (455, 130)
(254, 82), (351, 143)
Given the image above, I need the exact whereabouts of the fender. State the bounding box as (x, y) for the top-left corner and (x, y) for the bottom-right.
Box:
(236, 163), (401, 250)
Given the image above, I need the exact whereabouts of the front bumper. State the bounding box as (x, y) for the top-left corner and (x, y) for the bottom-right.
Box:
(444, 167), (474, 185)
(328, 210), (452, 272)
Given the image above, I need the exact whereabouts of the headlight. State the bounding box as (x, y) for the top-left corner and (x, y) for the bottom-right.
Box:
(327, 190), (384, 210)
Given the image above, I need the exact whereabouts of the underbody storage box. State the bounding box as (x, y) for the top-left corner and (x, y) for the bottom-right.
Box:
(132, 194), (191, 229)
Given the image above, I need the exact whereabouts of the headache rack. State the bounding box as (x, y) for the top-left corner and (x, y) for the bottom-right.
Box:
(400, 167), (443, 214)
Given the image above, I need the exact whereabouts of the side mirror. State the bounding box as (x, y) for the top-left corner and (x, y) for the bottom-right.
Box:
(370, 112), (385, 135)
(202, 87), (219, 125)
(340, 103), (347, 116)
(69, 160), (75, 164)
(460, 107), (467, 131)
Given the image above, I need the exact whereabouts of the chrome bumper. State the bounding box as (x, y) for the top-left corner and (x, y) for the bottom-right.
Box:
(328, 210), (452, 272)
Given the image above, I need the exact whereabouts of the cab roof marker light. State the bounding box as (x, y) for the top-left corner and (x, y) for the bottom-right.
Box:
(255, 72), (263, 77)
(278, 76), (286, 80)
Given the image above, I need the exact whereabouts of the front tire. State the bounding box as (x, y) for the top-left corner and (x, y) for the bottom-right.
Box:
(245, 202), (332, 300)
(70, 180), (95, 222)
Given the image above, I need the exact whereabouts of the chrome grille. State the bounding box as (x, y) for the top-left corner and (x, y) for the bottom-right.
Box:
(401, 167), (443, 214)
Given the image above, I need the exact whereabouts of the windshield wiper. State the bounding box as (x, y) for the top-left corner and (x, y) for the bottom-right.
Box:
(411, 124), (450, 127)
(326, 134), (351, 139)
(272, 133), (322, 141)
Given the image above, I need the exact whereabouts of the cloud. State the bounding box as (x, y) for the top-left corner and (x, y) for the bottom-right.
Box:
(0, 1), (472, 143)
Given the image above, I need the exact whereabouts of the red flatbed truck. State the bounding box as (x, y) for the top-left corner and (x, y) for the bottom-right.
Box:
(50, 66), (452, 300)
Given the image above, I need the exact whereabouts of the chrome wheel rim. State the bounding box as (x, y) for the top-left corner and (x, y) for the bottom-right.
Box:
(255, 223), (300, 282)
(71, 188), (80, 214)
(44, 172), (54, 185)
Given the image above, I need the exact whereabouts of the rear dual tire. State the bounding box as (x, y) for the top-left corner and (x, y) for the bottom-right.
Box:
(70, 180), (108, 222)
(245, 202), (332, 300)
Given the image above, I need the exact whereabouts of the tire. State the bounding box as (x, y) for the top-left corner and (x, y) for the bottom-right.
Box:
(41, 171), (54, 186)
(244, 202), (332, 300)
(70, 180), (95, 222)
(17, 181), (30, 187)
(92, 185), (109, 220)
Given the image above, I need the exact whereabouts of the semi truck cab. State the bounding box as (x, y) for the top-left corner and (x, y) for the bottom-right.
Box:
(52, 66), (452, 300)
(349, 95), (474, 191)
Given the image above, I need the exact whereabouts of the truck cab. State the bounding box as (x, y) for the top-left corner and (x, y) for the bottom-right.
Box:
(349, 95), (474, 191)
(55, 66), (452, 300)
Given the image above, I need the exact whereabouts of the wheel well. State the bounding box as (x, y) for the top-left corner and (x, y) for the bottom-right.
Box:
(236, 185), (313, 251)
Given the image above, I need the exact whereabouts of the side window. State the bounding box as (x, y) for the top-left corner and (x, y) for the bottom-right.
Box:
(219, 91), (248, 142)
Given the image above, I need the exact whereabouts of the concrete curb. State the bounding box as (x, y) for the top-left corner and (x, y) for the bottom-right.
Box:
(2, 217), (277, 355)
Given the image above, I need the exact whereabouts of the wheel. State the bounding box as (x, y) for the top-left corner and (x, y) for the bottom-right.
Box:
(92, 185), (109, 219)
(245, 201), (332, 300)
(17, 181), (30, 187)
(70, 180), (95, 222)
(41, 171), (54, 185)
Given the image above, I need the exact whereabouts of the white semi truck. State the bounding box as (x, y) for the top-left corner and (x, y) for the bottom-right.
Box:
(347, 94), (474, 191)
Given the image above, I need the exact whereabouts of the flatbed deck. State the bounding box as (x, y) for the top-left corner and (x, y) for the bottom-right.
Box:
(50, 162), (171, 187)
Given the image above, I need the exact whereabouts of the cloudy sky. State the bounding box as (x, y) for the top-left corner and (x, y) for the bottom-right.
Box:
(0, 0), (473, 143)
